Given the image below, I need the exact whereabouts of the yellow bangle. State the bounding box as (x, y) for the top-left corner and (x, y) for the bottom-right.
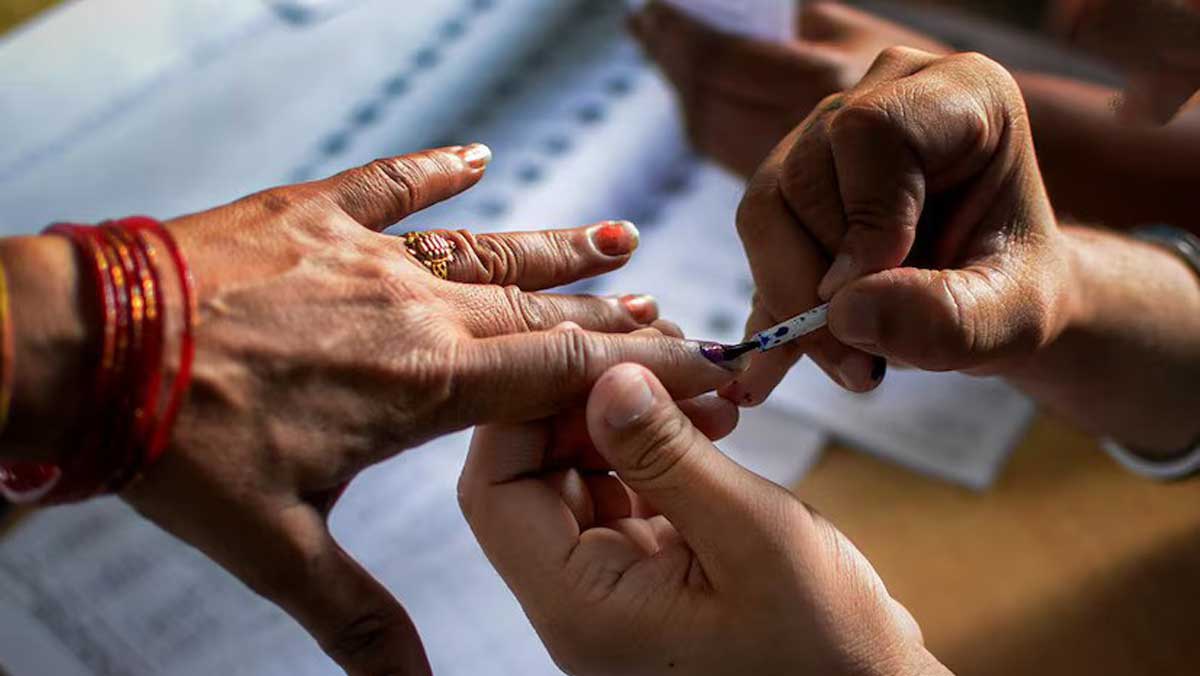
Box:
(0, 258), (12, 436)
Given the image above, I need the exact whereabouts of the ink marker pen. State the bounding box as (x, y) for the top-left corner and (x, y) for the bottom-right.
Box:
(700, 303), (830, 365)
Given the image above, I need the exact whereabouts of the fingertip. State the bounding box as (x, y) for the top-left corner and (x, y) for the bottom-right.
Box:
(618, 293), (658, 324)
(588, 363), (660, 432)
(452, 142), (492, 172)
(588, 220), (640, 258)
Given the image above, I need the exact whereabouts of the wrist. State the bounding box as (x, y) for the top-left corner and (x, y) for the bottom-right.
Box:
(0, 235), (92, 463)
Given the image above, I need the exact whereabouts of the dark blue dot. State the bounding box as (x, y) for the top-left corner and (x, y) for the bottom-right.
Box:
(758, 335), (770, 348)
(272, 5), (312, 24)
(576, 102), (605, 125)
(605, 75), (633, 97)
(659, 172), (691, 195)
(414, 47), (440, 69)
(495, 77), (522, 99)
(775, 326), (790, 337)
(707, 311), (735, 335)
(352, 102), (382, 126)
(440, 19), (467, 39)
(541, 134), (571, 156)
(524, 48), (552, 71)
(384, 75), (410, 97)
(516, 163), (543, 183)
(322, 132), (350, 156)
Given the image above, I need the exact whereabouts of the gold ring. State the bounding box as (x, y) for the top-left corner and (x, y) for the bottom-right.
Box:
(403, 231), (456, 280)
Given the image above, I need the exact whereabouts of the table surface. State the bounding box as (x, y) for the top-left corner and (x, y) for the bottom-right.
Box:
(796, 414), (1200, 676)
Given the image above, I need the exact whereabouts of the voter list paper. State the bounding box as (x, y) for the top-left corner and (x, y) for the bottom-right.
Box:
(626, 0), (796, 42)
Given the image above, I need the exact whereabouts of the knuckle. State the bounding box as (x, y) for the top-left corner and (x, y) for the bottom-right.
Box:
(920, 270), (978, 370)
(366, 156), (425, 216)
(829, 99), (899, 144)
(324, 607), (403, 667)
(500, 285), (547, 331)
(548, 330), (596, 391)
(872, 44), (926, 71)
(472, 233), (523, 285)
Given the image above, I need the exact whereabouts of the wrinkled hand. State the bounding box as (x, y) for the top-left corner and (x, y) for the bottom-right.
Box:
(460, 360), (948, 676)
(725, 49), (1071, 403)
(629, 1), (948, 176)
(122, 145), (739, 675)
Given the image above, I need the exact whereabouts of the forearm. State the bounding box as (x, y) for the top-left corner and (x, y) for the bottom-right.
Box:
(1016, 71), (1200, 230)
(0, 235), (89, 463)
(1007, 225), (1200, 455)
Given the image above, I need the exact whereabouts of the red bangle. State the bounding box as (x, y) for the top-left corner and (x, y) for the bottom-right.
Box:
(0, 217), (194, 504)
(123, 217), (195, 468)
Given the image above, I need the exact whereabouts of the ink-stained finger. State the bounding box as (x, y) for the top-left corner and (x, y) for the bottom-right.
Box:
(452, 331), (740, 428)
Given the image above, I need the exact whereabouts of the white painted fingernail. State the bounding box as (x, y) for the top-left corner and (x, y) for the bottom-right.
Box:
(457, 143), (492, 170)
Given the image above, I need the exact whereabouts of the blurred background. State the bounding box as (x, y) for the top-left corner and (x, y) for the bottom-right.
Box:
(1, 2), (1197, 675)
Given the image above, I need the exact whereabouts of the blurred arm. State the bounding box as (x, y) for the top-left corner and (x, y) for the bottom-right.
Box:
(1017, 71), (1200, 231)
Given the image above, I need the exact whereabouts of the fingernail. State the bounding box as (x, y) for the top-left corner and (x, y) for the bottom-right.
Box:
(551, 320), (584, 332)
(835, 295), (881, 347)
(871, 356), (887, 383)
(619, 294), (658, 323)
(602, 368), (655, 429)
(457, 143), (492, 170)
(694, 341), (752, 372)
(590, 220), (640, 257)
(837, 352), (875, 392)
(818, 252), (859, 301)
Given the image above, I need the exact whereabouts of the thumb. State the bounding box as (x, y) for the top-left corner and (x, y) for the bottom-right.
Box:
(585, 363), (793, 585)
(250, 506), (431, 676)
(827, 262), (1060, 373)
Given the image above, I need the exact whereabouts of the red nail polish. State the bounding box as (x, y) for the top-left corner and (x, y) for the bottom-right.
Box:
(619, 294), (657, 322)
(591, 221), (639, 256)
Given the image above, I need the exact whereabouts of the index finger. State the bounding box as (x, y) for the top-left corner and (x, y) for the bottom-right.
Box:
(316, 144), (491, 231)
(459, 421), (585, 600)
(449, 330), (742, 429)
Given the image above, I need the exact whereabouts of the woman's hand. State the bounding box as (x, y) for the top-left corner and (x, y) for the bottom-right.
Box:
(460, 361), (950, 676)
(724, 48), (1072, 401)
(629, 1), (948, 177)
(111, 145), (739, 675)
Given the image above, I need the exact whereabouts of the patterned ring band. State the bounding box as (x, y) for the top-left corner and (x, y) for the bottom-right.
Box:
(403, 231), (456, 280)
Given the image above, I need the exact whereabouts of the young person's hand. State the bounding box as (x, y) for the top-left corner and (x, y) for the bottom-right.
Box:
(460, 361), (950, 676)
(629, 1), (948, 176)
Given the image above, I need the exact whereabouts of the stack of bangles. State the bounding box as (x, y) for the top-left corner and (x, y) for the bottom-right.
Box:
(0, 217), (195, 504)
